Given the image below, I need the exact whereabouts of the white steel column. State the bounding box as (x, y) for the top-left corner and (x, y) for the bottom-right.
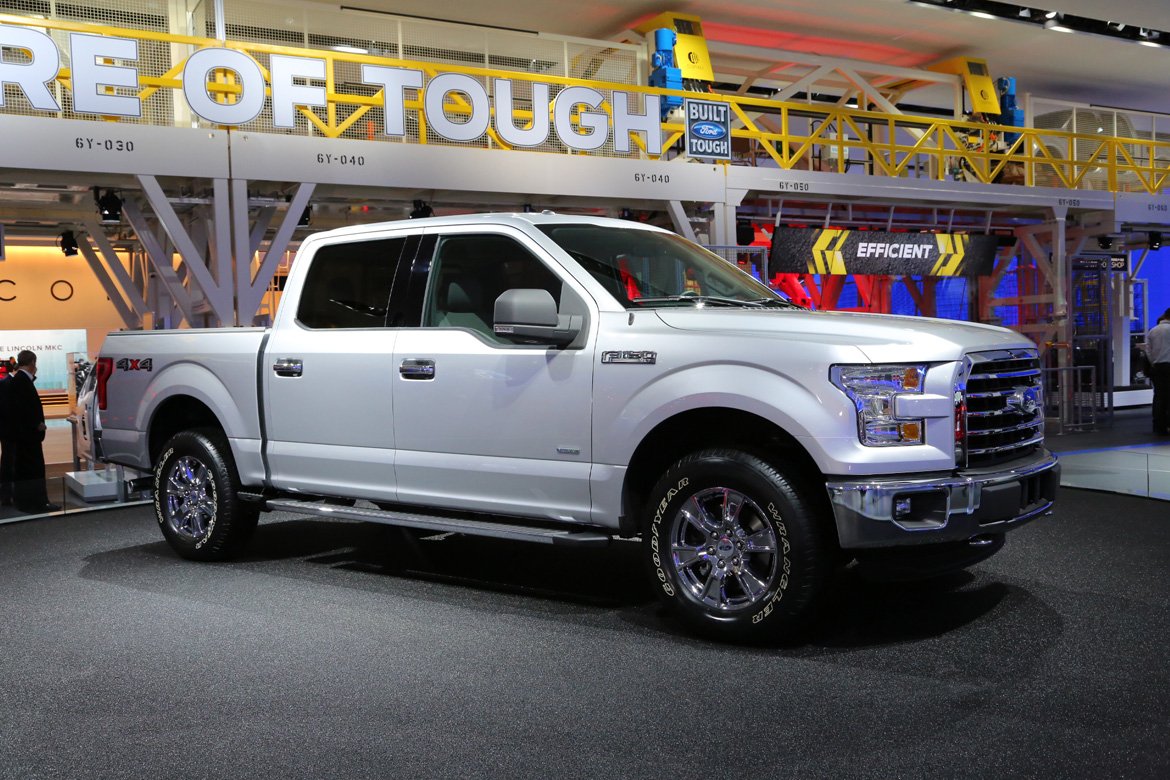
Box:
(122, 197), (197, 326)
(76, 237), (138, 329)
(666, 200), (697, 242)
(237, 182), (314, 325)
(137, 174), (236, 326)
(81, 219), (149, 324)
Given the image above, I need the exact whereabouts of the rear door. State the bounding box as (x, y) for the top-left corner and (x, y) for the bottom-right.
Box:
(389, 227), (596, 522)
(262, 234), (414, 501)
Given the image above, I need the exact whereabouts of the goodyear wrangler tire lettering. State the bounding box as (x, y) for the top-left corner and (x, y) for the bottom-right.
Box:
(153, 429), (259, 562)
(641, 449), (830, 641)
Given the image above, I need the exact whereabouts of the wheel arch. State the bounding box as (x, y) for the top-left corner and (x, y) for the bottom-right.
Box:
(135, 361), (259, 473)
(620, 407), (830, 538)
(148, 395), (224, 465)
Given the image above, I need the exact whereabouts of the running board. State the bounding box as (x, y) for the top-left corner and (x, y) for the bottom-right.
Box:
(264, 498), (611, 547)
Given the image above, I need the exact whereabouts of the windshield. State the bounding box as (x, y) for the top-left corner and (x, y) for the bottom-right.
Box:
(538, 224), (796, 309)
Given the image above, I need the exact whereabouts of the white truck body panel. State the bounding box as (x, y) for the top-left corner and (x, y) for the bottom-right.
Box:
(95, 212), (1057, 547)
(99, 328), (266, 477)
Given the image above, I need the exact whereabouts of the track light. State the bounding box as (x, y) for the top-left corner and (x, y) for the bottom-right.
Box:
(58, 230), (79, 257)
(94, 188), (122, 224)
(298, 205), (312, 227)
(1140, 28), (1160, 40)
(409, 200), (433, 219)
(1149, 232), (1162, 250)
(1107, 21), (1126, 31)
(1097, 236), (1113, 250)
(1043, 10), (1057, 19)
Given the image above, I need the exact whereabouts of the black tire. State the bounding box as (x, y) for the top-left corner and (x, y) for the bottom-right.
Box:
(153, 428), (259, 561)
(643, 448), (832, 642)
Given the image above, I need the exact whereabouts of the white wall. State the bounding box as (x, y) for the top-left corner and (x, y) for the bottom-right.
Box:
(0, 246), (132, 359)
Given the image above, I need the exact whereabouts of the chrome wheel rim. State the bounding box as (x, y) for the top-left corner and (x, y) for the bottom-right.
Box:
(163, 455), (216, 540)
(669, 487), (779, 613)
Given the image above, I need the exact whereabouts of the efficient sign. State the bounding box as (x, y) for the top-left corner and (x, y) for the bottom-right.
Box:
(0, 24), (663, 154)
(770, 228), (999, 276)
(684, 98), (730, 161)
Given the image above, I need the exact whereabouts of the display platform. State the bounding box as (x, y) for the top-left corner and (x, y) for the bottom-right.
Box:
(64, 468), (122, 501)
(1057, 443), (1170, 500)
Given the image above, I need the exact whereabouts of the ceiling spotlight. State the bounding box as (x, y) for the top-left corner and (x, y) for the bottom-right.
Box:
(298, 205), (312, 227)
(94, 188), (122, 224)
(1017, 8), (1032, 18)
(409, 200), (433, 219)
(1044, 10), (1057, 19)
(1149, 232), (1162, 250)
(58, 230), (79, 257)
(1140, 28), (1161, 40)
(1107, 21), (1126, 31)
(1097, 236), (1113, 250)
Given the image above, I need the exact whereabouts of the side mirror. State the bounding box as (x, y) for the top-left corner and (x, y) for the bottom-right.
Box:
(493, 289), (581, 347)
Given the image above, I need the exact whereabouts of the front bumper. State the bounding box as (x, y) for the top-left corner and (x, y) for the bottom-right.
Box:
(826, 449), (1059, 549)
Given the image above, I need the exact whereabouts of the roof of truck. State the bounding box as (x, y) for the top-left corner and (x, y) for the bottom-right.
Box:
(303, 211), (668, 243)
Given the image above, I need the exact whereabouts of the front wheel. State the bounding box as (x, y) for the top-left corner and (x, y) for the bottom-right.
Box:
(643, 449), (832, 642)
(154, 429), (259, 561)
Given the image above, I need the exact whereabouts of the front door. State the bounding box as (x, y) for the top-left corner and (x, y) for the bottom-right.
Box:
(391, 229), (595, 522)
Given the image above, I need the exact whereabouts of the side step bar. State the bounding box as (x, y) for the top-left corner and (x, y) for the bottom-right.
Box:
(264, 498), (612, 548)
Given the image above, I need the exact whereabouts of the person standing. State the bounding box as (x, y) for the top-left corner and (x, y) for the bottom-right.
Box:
(1148, 308), (1170, 436)
(0, 369), (12, 506)
(1, 350), (59, 512)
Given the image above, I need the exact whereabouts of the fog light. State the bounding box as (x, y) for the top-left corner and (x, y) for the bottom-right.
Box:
(894, 496), (913, 519)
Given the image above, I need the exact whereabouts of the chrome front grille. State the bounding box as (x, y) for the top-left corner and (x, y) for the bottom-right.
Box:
(961, 349), (1045, 468)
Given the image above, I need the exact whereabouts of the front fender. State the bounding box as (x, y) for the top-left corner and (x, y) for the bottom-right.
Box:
(595, 361), (857, 474)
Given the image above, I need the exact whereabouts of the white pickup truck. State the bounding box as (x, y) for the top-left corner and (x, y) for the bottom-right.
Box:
(90, 212), (1058, 641)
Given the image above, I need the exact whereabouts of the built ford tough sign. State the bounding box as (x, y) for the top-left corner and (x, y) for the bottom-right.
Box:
(88, 213), (1059, 642)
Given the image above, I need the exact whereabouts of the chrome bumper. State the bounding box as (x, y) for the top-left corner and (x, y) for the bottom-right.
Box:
(826, 450), (1060, 549)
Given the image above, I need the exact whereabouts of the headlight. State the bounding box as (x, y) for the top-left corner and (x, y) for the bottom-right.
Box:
(832, 364), (927, 446)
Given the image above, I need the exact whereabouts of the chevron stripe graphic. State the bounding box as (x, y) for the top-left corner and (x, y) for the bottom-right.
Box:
(810, 229), (849, 274)
(931, 234), (967, 276)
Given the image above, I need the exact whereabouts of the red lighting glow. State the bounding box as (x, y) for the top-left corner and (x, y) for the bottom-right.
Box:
(701, 21), (935, 68)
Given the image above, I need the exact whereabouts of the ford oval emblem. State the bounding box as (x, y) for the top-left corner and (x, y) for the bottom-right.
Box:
(692, 121), (726, 140)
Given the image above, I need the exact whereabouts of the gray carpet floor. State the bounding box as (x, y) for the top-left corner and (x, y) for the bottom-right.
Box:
(1, 487), (1168, 779)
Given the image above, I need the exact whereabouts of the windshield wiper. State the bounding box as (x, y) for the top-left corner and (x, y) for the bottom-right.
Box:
(749, 297), (804, 309)
(632, 295), (754, 307)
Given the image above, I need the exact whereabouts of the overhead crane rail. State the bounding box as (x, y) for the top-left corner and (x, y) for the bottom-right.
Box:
(2, 14), (1169, 196)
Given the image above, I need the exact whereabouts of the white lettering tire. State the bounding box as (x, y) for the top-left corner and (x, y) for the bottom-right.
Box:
(644, 449), (831, 642)
(154, 429), (259, 561)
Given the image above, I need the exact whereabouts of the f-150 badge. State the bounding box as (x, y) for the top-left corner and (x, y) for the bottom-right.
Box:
(602, 351), (656, 364)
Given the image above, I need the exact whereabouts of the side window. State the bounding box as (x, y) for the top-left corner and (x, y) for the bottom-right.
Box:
(421, 234), (562, 340)
(297, 237), (406, 329)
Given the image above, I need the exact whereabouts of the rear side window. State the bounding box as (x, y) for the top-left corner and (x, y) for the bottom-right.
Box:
(297, 237), (407, 328)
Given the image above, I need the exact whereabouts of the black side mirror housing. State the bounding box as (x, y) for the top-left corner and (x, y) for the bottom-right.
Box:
(493, 289), (581, 347)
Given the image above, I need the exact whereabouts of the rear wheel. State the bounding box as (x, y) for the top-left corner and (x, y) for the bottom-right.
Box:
(643, 448), (831, 641)
(154, 429), (259, 561)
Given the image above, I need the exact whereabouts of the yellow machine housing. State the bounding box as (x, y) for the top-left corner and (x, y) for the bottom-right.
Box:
(927, 56), (1000, 115)
(635, 12), (714, 82)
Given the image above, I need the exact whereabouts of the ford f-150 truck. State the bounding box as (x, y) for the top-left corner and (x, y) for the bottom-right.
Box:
(91, 212), (1058, 641)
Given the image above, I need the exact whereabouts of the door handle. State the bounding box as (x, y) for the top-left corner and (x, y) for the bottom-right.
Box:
(399, 358), (435, 379)
(273, 358), (303, 377)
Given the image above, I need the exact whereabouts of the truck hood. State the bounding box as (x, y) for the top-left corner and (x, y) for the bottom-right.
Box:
(653, 308), (1032, 363)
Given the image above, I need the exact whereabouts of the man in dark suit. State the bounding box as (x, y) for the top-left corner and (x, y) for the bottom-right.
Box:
(0, 367), (13, 506)
(1, 350), (59, 513)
